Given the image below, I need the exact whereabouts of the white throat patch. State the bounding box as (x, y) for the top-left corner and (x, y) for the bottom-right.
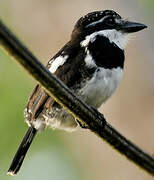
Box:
(81, 29), (129, 50)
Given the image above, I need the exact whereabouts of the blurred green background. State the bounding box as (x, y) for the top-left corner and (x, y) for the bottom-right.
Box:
(0, 0), (154, 179)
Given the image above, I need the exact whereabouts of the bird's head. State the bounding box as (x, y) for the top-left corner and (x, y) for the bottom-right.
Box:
(72, 10), (147, 49)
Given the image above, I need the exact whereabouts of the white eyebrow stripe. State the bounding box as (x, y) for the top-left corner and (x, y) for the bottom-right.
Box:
(86, 16), (107, 28)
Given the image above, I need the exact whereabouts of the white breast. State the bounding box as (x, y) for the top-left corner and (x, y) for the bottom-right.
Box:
(78, 67), (123, 108)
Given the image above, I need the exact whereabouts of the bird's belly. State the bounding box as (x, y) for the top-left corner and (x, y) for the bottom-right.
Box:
(32, 67), (123, 132)
(78, 67), (123, 108)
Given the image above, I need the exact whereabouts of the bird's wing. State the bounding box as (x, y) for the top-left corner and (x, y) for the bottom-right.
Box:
(25, 43), (93, 122)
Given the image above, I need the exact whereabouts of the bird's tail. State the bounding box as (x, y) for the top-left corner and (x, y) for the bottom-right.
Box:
(7, 126), (37, 176)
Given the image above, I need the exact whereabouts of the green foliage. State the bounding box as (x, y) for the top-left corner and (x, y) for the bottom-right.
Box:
(137, 0), (154, 16)
(0, 50), (82, 180)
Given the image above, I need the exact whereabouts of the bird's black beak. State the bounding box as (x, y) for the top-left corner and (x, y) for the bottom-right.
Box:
(117, 20), (147, 33)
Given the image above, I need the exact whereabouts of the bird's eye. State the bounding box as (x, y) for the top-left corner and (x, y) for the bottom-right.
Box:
(108, 18), (114, 22)
(105, 17), (115, 24)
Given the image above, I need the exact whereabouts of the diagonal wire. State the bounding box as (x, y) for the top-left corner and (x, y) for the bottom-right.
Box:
(0, 19), (154, 176)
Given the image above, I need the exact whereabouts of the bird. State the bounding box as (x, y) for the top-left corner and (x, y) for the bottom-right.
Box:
(7, 10), (147, 175)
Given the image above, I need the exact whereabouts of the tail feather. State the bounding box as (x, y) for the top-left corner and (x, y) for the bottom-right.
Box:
(7, 127), (37, 175)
